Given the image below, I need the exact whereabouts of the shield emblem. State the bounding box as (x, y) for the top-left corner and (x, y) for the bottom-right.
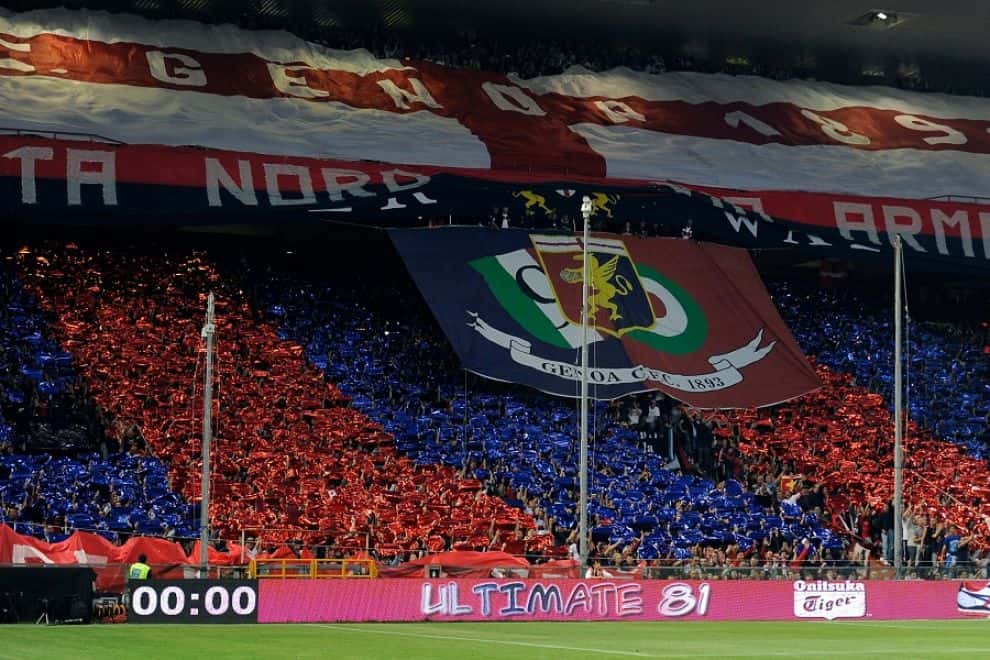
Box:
(532, 235), (657, 337)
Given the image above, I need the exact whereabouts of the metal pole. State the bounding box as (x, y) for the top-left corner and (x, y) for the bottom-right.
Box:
(893, 238), (904, 579)
(199, 292), (216, 577)
(578, 197), (592, 569)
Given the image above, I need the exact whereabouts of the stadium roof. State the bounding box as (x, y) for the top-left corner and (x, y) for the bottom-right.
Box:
(3, 1), (988, 92)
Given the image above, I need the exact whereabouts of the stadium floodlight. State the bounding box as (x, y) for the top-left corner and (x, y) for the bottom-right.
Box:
(848, 10), (910, 29)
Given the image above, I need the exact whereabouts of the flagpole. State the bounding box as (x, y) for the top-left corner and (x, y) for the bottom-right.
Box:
(893, 237), (904, 579)
(199, 292), (216, 578)
(578, 196), (593, 569)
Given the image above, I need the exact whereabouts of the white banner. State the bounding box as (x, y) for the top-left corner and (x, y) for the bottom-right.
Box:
(466, 312), (775, 394)
(5, 8), (990, 199)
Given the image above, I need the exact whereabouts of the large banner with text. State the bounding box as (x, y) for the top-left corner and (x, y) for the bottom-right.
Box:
(258, 579), (987, 622)
(2, 8), (990, 273)
(2, 133), (988, 273)
(391, 228), (820, 405)
(5, 8), (990, 198)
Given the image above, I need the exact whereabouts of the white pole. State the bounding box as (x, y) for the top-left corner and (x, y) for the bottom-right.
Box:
(199, 292), (216, 578)
(893, 238), (904, 579)
(578, 197), (592, 569)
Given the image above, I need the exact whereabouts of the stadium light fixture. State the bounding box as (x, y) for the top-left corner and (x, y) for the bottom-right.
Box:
(848, 9), (912, 29)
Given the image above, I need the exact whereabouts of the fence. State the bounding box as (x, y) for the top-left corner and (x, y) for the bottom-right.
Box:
(248, 558), (377, 579)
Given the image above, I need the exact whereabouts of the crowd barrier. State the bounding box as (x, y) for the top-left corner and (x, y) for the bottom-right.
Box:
(258, 579), (989, 623)
(248, 558), (377, 579)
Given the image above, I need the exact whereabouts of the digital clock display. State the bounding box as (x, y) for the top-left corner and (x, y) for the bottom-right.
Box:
(127, 580), (259, 624)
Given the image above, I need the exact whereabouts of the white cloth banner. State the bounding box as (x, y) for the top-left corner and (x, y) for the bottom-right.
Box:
(4, 8), (990, 199)
(466, 312), (775, 393)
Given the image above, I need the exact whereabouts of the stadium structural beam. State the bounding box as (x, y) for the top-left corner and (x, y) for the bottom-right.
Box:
(199, 292), (216, 577)
(578, 196), (593, 570)
(893, 237), (904, 580)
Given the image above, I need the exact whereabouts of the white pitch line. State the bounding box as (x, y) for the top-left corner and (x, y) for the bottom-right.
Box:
(829, 620), (988, 631)
(317, 624), (989, 658)
(321, 624), (654, 657)
(665, 649), (990, 658)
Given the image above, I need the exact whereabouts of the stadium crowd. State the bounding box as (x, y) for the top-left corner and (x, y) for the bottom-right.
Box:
(2, 242), (988, 580)
(253, 265), (841, 572)
(9, 245), (533, 559)
(249, 257), (989, 578)
(0, 259), (197, 543)
(775, 284), (990, 460)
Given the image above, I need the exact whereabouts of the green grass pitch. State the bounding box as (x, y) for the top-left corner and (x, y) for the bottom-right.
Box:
(1, 620), (986, 659)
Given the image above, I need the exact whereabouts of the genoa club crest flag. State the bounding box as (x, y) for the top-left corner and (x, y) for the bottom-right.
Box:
(391, 227), (820, 407)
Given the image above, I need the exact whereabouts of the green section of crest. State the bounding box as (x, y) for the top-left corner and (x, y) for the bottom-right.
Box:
(627, 263), (708, 355)
(471, 254), (707, 355)
(470, 256), (571, 349)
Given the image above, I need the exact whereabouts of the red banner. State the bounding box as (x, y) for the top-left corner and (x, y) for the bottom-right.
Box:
(0, 524), (242, 566)
(2, 133), (989, 269)
(697, 186), (990, 251)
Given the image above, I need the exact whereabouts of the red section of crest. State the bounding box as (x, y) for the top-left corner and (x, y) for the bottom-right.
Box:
(616, 238), (821, 408)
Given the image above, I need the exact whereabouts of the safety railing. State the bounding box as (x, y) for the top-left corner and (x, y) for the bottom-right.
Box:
(0, 127), (125, 144)
(248, 558), (377, 579)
